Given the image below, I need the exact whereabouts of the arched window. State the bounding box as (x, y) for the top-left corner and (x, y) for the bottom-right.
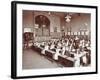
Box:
(35, 15), (50, 36)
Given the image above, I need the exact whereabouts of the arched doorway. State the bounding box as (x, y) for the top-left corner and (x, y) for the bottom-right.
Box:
(35, 15), (50, 36)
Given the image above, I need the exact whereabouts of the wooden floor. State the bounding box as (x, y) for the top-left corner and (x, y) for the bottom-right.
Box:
(22, 49), (62, 69)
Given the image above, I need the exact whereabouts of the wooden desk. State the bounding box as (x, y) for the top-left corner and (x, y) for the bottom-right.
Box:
(32, 45), (90, 67)
(32, 45), (74, 67)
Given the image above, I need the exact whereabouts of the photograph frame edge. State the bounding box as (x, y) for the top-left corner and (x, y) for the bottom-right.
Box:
(11, 1), (98, 79)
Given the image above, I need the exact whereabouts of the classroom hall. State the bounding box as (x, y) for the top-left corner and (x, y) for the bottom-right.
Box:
(22, 10), (91, 69)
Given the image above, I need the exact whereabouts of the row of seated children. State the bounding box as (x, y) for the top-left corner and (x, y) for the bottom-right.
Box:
(34, 36), (91, 67)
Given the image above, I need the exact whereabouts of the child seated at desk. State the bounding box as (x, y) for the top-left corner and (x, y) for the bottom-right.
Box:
(50, 43), (55, 50)
(53, 47), (61, 60)
(41, 43), (49, 54)
(61, 46), (66, 55)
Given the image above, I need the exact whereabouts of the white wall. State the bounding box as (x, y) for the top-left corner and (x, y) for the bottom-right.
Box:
(0, 0), (99, 80)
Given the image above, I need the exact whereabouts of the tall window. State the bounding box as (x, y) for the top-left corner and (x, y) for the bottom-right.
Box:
(35, 15), (50, 36)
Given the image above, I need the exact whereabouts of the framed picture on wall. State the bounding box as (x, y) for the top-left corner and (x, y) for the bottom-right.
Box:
(11, 1), (98, 79)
